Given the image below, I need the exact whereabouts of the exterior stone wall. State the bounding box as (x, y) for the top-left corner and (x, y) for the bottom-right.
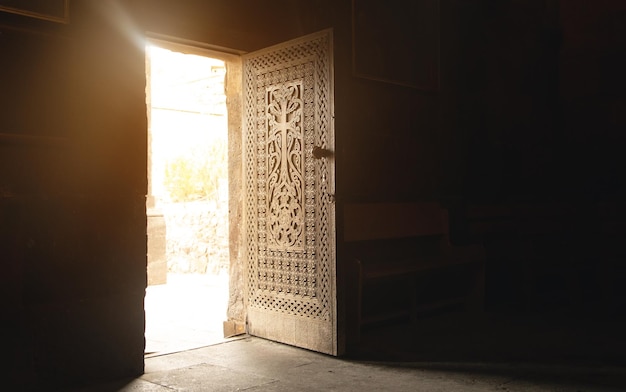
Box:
(162, 199), (229, 275)
(147, 210), (167, 285)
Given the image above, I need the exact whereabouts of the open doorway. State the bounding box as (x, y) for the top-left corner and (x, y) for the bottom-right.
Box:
(145, 41), (230, 356)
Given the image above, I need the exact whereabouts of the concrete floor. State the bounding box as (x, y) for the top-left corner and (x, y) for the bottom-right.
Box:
(72, 335), (626, 391)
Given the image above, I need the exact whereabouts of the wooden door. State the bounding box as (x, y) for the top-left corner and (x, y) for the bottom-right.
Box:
(242, 29), (338, 355)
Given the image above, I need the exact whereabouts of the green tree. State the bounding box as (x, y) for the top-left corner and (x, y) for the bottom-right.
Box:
(164, 139), (227, 202)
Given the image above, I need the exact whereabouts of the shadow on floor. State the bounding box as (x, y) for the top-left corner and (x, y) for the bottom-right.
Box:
(350, 310), (626, 365)
(72, 336), (626, 392)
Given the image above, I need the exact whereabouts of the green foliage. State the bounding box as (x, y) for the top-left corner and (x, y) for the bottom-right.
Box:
(164, 139), (228, 202)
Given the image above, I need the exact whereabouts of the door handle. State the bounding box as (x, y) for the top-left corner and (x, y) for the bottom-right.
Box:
(312, 146), (333, 159)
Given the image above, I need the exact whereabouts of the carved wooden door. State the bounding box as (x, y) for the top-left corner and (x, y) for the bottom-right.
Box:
(243, 29), (338, 355)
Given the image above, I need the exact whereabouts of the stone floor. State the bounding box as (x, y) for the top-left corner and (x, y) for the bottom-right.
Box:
(74, 336), (626, 392)
(74, 273), (626, 391)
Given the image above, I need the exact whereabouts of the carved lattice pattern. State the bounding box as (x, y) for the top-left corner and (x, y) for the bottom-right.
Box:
(244, 32), (333, 320)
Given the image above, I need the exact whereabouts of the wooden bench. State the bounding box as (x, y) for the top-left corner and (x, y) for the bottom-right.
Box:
(344, 202), (485, 342)
(451, 202), (621, 313)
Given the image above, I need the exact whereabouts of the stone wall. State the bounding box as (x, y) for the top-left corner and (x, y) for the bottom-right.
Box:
(162, 199), (229, 275)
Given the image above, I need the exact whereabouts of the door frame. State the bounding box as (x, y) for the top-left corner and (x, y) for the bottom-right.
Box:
(144, 32), (249, 340)
(142, 29), (341, 356)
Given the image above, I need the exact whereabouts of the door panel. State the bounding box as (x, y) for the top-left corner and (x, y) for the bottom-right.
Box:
(243, 29), (337, 355)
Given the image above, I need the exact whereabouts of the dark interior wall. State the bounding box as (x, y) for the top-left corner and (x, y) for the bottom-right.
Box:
(334, 0), (441, 203)
(443, 0), (626, 315)
(443, 0), (626, 203)
(336, 0), (626, 330)
(1, 0), (148, 388)
(127, 0), (327, 52)
(438, 0), (484, 200)
(558, 0), (626, 200)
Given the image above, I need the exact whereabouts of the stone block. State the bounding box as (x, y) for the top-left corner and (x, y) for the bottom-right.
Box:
(223, 319), (246, 338)
(147, 210), (167, 285)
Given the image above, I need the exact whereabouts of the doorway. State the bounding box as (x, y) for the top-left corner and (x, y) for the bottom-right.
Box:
(142, 29), (338, 358)
(145, 41), (230, 356)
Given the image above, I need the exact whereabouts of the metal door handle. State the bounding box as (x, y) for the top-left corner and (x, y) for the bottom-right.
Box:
(312, 146), (332, 159)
